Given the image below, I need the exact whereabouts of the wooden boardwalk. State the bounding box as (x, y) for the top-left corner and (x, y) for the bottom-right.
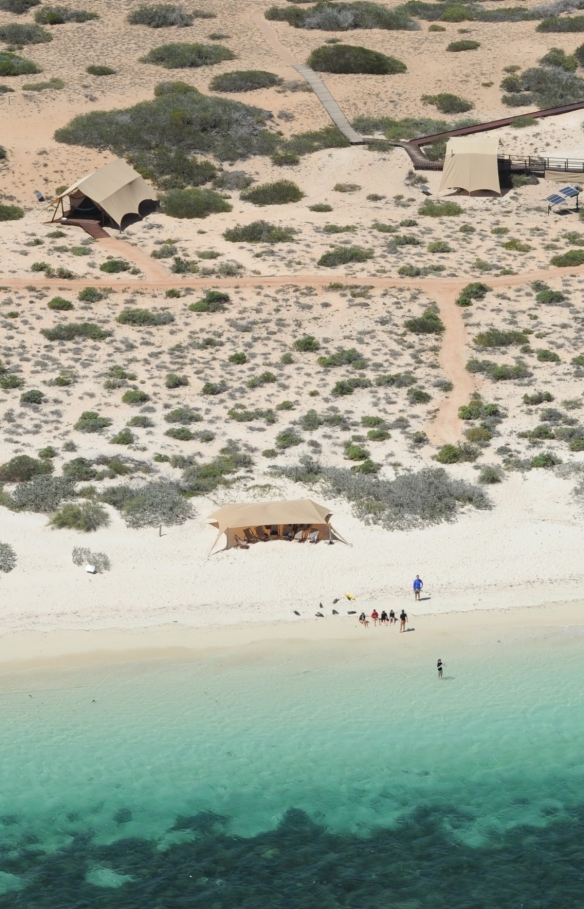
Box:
(292, 64), (365, 145)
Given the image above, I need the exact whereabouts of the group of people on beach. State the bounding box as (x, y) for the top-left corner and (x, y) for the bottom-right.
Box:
(359, 609), (409, 631)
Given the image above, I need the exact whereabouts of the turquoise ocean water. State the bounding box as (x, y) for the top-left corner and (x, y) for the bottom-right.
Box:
(1, 629), (584, 906)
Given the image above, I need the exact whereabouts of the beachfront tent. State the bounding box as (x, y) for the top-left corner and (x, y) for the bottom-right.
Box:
(207, 498), (348, 554)
(439, 135), (501, 196)
(51, 159), (156, 229)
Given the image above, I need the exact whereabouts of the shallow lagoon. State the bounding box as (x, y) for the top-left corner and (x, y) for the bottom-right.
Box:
(1, 629), (584, 906)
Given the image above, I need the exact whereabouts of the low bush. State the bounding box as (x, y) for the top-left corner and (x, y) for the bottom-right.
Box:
(223, 220), (296, 243)
(318, 246), (373, 266)
(422, 92), (473, 113)
(456, 281), (491, 307)
(128, 415), (155, 427)
(22, 77), (64, 91)
(141, 42), (234, 68)
(0, 23), (51, 44)
(540, 47), (577, 72)
(72, 546), (110, 572)
(0, 543), (16, 573)
(74, 411), (112, 433)
(427, 240), (451, 253)
(181, 442), (253, 495)
(466, 359), (532, 381)
(265, 2), (416, 31)
(308, 43), (406, 74)
(408, 387), (432, 404)
(537, 348), (561, 362)
(188, 289), (230, 312)
(50, 501), (109, 532)
(162, 187), (232, 218)
(474, 327), (528, 347)
(20, 389), (45, 405)
(0, 366), (23, 389)
(404, 309), (444, 334)
(537, 16), (584, 32)
(435, 442), (479, 463)
(228, 351), (247, 364)
(100, 258), (130, 273)
(241, 179), (303, 206)
(47, 296), (73, 311)
(201, 381), (226, 395)
(0, 203), (23, 221)
(210, 69), (280, 92)
(331, 376), (372, 395)
(447, 39), (479, 51)
(165, 372), (188, 388)
(375, 372), (415, 387)
(122, 389), (151, 404)
(501, 65), (584, 108)
(478, 465), (503, 484)
(9, 476), (75, 512)
(128, 4), (194, 27)
(115, 480), (192, 527)
(294, 335), (320, 352)
(272, 152), (300, 166)
(78, 286), (106, 302)
(118, 308), (174, 326)
(419, 199), (463, 217)
(530, 451), (562, 468)
(228, 406), (276, 424)
(41, 322), (111, 342)
(276, 428), (303, 449)
(0, 0), (40, 12)
(503, 237), (531, 252)
(0, 51), (40, 76)
(536, 288), (565, 304)
(345, 443), (369, 461)
(551, 249), (584, 267)
(247, 371), (277, 388)
(367, 428), (390, 441)
(164, 406), (201, 424)
(0, 455), (53, 483)
(309, 203), (333, 212)
(318, 347), (367, 369)
(110, 429), (135, 445)
(523, 391), (553, 405)
(35, 5), (98, 22)
(166, 426), (194, 440)
(86, 64), (116, 76)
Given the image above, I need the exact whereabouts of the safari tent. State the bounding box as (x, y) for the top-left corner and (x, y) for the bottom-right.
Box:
(207, 498), (348, 554)
(51, 158), (156, 229)
(439, 135), (501, 196)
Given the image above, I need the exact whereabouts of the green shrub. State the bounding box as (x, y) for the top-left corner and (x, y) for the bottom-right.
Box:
(128, 4), (195, 27)
(10, 475), (76, 513)
(127, 415), (154, 429)
(117, 308), (174, 326)
(331, 376), (372, 395)
(530, 451), (562, 469)
(22, 77), (64, 91)
(228, 352), (247, 364)
(345, 443), (369, 461)
(78, 286), (106, 302)
(41, 322), (111, 341)
(164, 406), (201, 424)
(99, 258), (130, 274)
(165, 372), (188, 388)
(551, 249), (584, 267)
(308, 43), (406, 74)
(404, 309), (444, 334)
(223, 220), (296, 243)
(110, 429), (135, 445)
(427, 240), (451, 253)
(141, 42), (234, 68)
(0, 203), (24, 221)
(537, 16), (584, 32)
(20, 389), (45, 405)
(35, 5), (98, 23)
(536, 348), (560, 363)
(50, 501), (109, 532)
(447, 39), (479, 51)
(247, 371), (277, 388)
(241, 179), (303, 206)
(0, 23), (51, 43)
(540, 47), (577, 71)
(272, 151), (300, 166)
(422, 92), (473, 113)
(309, 203), (333, 212)
(122, 389), (151, 404)
(503, 237), (531, 252)
(210, 69), (280, 91)
(47, 296), (73, 311)
(0, 0), (40, 12)
(188, 289), (230, 312)
(265, 2), (415, 31)
(0, 51), (40, 76)
(435, 442), (479, 463)
(523, 391), (553, 405)
(318, 347), (366, 369)
(166, 426), (195, 440)
(408, 387), (432, 404)
(419, 199), (463, 217)
(536, 288), (565, 304)
(318, 246), (374, 266)
(456, 281), (491, 306)
(162, 187), (232, 218)
(294, 335), (320, 352)
(466, 359), (531, 381)
(474, 327), (528, 347)
(74, 411), (112, 433)
(0, 455), (53, 483)
(276, 428), (303, 449)
(86, 64), (116, 76)
(111, 480), (192, 527)
(479, 465), (503, 484)
(201, 381), (226, 395)
(367, 428), (390, 441)
(465, 426), (492, 443)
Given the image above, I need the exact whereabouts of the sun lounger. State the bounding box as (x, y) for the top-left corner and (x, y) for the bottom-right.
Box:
(234, 534), (249, 548)
(308, 530), (319, 544)
(243, 528), (258, 544)
(255, 526), (269, 542)
(294, 528), (309, 542)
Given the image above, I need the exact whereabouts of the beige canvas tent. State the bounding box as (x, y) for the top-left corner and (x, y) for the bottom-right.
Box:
(207, 498), (348, 554)
(51, 158), (156, 229)
(439, 135), (501, 196)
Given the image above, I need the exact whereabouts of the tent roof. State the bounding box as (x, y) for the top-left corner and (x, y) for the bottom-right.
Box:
(207, 498), (333, 533)
(54, 159), (155, 226)
(439, 135), (501, 195)
(445, 135), (500, 156)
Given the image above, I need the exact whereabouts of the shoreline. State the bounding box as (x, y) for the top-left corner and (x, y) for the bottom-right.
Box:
(1, 598), (583, 675)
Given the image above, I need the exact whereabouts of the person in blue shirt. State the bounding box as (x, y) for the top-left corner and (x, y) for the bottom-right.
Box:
(413, 575), (423, 601)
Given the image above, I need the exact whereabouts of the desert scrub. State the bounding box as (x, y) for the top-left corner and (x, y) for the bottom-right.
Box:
(223, 220), (296, 243)
(456, 282), (491, 307)
(503, 238), (531, 252)
(375, 372), (415, 387)
(201, 381), (227, 395)
(164, 406), (201, 424)
(72, 547), (110, 572)
(241, 180), (303, 206)
(228, 406), (276, 424)
(447, 39), (479, 51)
(523, 391), (553, 405)
(332, 376), (372, 395)
(276, 428), (303, 449)
(247, 371), (277, 388)
(78, 286), (106, 302)
(63, 457), (98, 481)
(181, 442), (252, 495)
(210, 70), (280, 92)
(110, 429), (135, 445)
(35, 5), (97, 23)
(540, 47), (577, 71)
(161, 187), (232, 218)
(166, 426), (195, 440)
(0, 23), (51, 43)
(0, 361), (23, 389)
(309, 203), (333, 212)
(128, 415), (155, 428)
(86, 64), (116, 76)
(466, 359), (532, 381)
(20, 389), (45, 406)
(265, 2), (415, 31)
(308, 43), (406, 74)
(0, 203), (23, 221)
(300, 410), (349, 431)
(47, 296), (73, 311)
(419, 199), (463, 217)
(422, 93), (473, 113)
(530, 451), (562, 469)
(0, 52), (41, 76)
(435, 442), (479, 464)
(474, 327), (528, 347)
(551, 249), (584, 267)
(0, 543), (16, 573)
(537, 348), (561, 362)
(50, 502), (109, 532)
(0, 455), (53, 483)
(535, 288), (565, 304)
(128, 4), (195, 27)
(294, 335), (320, 352)
(22, 77), (64, 91)
(122, 389), (151, 404)
(404, 309), (444, 334)
(74, 411), (113, 433)
(323, 224), (356, 233)
(272, 152), (300, 166)
(0, 0), (40, 12)
(537, 16), (584, 32)
(318, 347), (366, 369)
(9, 476), (75, 513)
(189, 290), (230, 312)
(141, 42), (234, 69)
(228, 352), (247, 364)
(165, 373), (188, 388)
(427, 240), (451, 253)
(318, 246), (373, 266)
(109, 480), (193, 527)
(458, 399), (501, 421)
(117, 308), (174, 326)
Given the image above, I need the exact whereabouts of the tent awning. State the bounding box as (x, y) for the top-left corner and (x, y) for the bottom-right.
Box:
(53, 159), (156, 226)
(439, 135), (501, 195)
(208, 498), (333, 534)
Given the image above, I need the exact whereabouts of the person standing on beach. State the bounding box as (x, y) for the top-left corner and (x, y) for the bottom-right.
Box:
(389, 609), (396, 625)
(359, 612), (369, 628)
(413, 576), (423, 601)
(437, 659), (443, 679)
(400, 609), (408, 632)
(371, 609), (379, 626)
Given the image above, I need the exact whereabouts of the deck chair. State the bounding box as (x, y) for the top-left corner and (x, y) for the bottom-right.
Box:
(243, 528), (258, 544)
(255, 526), (269, 542)
(307, 530), (319, 544)
(234, 534), (249, 549)
(294, 528), (308, 542)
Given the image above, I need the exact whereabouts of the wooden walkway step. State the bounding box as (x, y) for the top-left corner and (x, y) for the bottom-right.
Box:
(61, 219), (110, 239)
(292, 64), (364, 145)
